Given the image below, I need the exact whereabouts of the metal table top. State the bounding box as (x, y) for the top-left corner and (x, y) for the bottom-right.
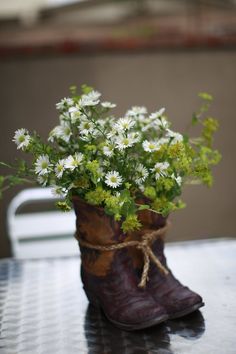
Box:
(0, 239), (235, 354)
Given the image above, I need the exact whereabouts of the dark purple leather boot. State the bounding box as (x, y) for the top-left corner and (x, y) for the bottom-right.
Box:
(73, 197), (168, 331)
(133, 208), (204, 319)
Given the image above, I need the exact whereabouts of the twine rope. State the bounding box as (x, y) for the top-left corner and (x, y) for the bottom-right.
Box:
(76, 221), (170, 288)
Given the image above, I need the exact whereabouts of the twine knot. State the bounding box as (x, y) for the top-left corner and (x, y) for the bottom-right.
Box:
(76, 221), (170, 288)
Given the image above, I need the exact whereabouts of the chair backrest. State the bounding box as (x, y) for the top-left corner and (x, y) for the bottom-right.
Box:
(7, 188), (78, 259)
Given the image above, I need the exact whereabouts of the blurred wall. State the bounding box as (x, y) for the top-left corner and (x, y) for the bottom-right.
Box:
(0, 49), (235, 258)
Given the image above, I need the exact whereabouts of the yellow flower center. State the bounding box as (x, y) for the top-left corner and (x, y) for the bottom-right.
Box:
(110, 176), (117, 183)
(41, 162), (48, 169)
(123, 138), (129, 146)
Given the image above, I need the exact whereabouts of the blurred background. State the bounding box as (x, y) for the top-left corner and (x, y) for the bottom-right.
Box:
(0, 0), (236, 258)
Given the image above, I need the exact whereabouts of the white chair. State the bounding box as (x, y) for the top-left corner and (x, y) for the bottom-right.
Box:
(7, 188), (78, 259)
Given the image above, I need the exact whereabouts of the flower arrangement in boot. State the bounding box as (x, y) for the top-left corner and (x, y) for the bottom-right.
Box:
(0, 85), (221, 330)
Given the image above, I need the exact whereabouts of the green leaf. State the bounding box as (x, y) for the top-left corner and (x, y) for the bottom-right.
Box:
(125, 182), (131, 189)
(138, 204), (150, 211)
(120, 189), (131, 201)
(183, 133), (189, 143)
(8, 176), (24, 186)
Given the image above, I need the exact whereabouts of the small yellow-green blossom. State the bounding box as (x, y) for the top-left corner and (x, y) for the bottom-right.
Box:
(144, 186), (156, 200)
(104, 195), (122, 218)
(56, 201), (71, 212)
(202, 117), (219, 147)
(86, 160), (102, 183)
(85, 186), (110, 206)
(122, 214), (141, 233)
(157, 177), (175, 193)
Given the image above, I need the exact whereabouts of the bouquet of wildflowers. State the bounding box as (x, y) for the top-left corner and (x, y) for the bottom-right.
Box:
(0, 85), (221, 232)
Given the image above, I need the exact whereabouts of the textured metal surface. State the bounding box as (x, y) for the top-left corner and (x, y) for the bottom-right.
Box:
(0, 239), (236, 354)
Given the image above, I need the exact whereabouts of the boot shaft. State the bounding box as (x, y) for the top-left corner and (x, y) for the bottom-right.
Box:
(73, 196), (124, 277)
(73, 196), (168, 276)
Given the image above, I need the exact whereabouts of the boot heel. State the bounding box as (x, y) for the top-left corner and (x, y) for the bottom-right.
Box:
(83, 287), (100, 309)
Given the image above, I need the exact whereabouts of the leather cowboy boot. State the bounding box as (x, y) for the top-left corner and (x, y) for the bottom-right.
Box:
(72, 197), (168, 331)
(129, 208), (204, 319)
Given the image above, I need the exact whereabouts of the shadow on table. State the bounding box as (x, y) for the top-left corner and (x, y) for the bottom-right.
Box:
(84, 305), (205, 354)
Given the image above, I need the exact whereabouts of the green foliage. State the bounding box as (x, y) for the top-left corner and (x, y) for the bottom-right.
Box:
(137, 204), (150, 211)
(151, 197), (186, 217)
(202, 117), (219, 147)
(0, 85), (221, 232)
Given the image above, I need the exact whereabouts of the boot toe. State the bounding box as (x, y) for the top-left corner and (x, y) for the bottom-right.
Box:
(166, 288), (204, 319)
(110, 299), (167, 328)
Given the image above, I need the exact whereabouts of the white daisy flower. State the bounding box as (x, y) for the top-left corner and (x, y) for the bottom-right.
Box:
(103, 145), (114, 157)
(150, 117), (169, 131)
(107, 129), (117, 139)
(142, 140), (160, 152)
(139, 185), (145, 193)
(64, 153), (83, 171)
(126, 106), (147, 117)
(105, 171), (123, 188)
(81, 128), (99, 142)
(166, 129), (183, 143)
(101, 101), (116, 108)
(115, 134), (136, 151)
(37, 175), (48, 187)
(176, 176), (182, 186)
(158, 117), (169, 129)
(171, 174), (182, 186)
(128, 132), (140, 143)
(79, 90), (101, 107)
(55, 159), (66, 179)
(48, 126), (61, 142)
(79, 131), (92, 142)
(79, 119), (95, 135)
(97, 119), (107, 128)
(58, 122), (72, 143)
(59, 113), (71, 127)
(114, 117), (135, 132)
(102, 160), (110, 167)
(69, 106), (81, 124)
(136, 164), (149, 185)
(13, 129), (31, 150)
(56, 97), (73, 110)
(48, 123), (71, 143)
(35, 155), (52, 176)
(51, 185), (66, 198)
(152, 162), (170, 180)
(150, 108), (166, 120)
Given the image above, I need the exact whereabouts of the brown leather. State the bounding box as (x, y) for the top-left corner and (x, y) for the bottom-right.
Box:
(72, 197), (168, 329)
(73, 197), (122, 277)
(134, 208), (204, 318)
